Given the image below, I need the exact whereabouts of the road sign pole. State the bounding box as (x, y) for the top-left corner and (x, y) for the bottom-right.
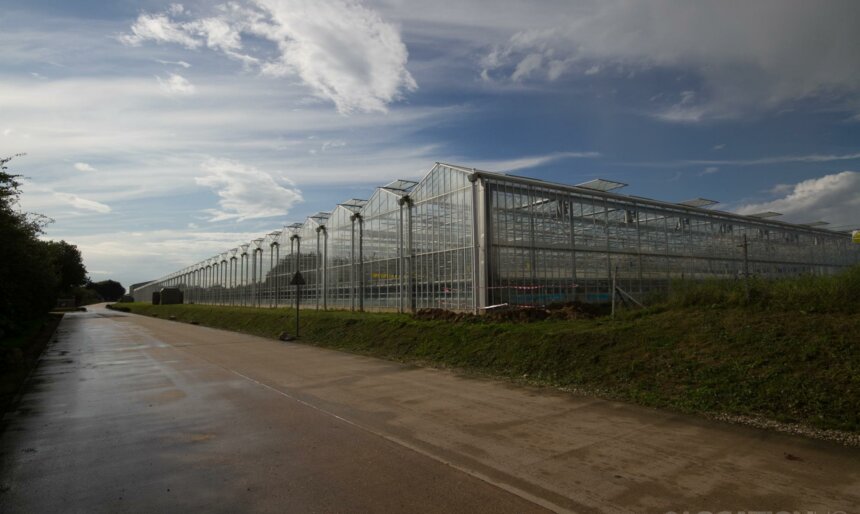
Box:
(289, 271), (306, 338)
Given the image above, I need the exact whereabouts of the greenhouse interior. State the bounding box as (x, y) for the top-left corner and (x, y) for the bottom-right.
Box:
(132, 163), (860, 312)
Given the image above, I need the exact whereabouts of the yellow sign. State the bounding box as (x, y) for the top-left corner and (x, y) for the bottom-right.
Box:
(853, 230), (860, 244)
(371, 272), (399, 280)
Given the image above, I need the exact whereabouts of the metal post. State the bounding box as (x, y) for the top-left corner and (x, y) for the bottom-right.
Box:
(350, 216), (356, 311)
(569, 196), (577, 301)
(269, 244), (275, 307)
(316, 229), (321, 310)
(407, 200), (414, 313)
(222, 259), (228, 304)
(295, 282), (300, 337)
(242, 253), (247, 306)
(740, 233), (750, 300)
(251, 251), (257, 307)
(635, 206), (643, 297)
(322, 227), (328, 310)
(273, 243), (280, 307)
(604, 198), (611, 300)
(611, 264), (617, 318)
(398, 201), (405, 313)
(469, 176), (480, 314)
(257, 248), (264, 307)
(357, 214), (364, 312)
(229, 258), (235, 305)
(290, 234), (301, 312)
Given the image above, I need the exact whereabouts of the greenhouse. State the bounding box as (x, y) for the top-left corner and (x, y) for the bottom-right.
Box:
(132, 163), (860, 312)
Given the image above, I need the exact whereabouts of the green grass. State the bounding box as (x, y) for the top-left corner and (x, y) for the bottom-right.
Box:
(666, 265), (860, 313)
(114, 268), (860, 432)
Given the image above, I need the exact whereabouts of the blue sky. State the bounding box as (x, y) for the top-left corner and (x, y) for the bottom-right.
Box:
(3, 0), (859, 288)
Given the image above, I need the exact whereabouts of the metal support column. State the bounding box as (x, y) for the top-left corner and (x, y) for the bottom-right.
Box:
(350, 216), (356, 311)
(350, 213), (364, 312)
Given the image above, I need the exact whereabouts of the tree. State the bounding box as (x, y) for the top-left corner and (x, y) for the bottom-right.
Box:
(45, 241), (87, 292)
(88, 280), (125, 302)
(0, 154), (88, 338)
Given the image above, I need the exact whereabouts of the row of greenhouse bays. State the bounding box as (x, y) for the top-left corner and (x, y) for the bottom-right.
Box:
(482, 179), (855, 305)
(133, 164), (477, 311)
(135, 263), (474, 313)
(132, 164), (858, 311)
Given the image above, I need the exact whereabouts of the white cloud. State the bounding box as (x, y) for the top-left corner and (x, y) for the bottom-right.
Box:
(468, 151), (600, 172)
(186, 16), (242, 53)
(769, 183), (794, 195)
(478, 0), (860, 121)
(121, 1), (416, 113)
(736, 171), (860, 227)
(120, 12), (201, 49)
(74, 162), (96, 172)
(194, 157), (303, 222)
(511, 53), (544, 82)
(54, 192), (111, 213)
(0, 75), (457, 211)
(700, 166), (719, 176)
(687, 152), (860, 167)
(156, 59), (192, 68)
(631, 151), (860, 169)
(320, 140), (346, 152)
(66, 228), (271, 286)
(158, 73), (196, 95)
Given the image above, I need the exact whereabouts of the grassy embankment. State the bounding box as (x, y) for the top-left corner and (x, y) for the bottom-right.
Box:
(113, 266), (860, 433)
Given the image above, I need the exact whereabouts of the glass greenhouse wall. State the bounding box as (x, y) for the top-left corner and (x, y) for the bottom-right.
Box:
(132, 163), (860, 311)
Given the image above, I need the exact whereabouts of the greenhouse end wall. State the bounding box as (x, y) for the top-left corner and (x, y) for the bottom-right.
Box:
(132, 163), (859, 311)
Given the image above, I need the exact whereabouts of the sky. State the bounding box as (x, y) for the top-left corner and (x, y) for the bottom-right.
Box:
(3, 0), (860, 289)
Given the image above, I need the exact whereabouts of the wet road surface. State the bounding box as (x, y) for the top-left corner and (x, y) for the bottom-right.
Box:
(1, 306), (859, 513)
(0, 309), (544, 513)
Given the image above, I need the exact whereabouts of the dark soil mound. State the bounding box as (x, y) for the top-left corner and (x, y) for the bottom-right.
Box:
(413, 301), (608, 323)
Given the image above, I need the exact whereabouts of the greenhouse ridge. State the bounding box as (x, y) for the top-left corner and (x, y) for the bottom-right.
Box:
(132, 163), (860, 311)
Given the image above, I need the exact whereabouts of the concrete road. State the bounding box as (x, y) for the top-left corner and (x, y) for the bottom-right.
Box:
(1, 307), (858, 513)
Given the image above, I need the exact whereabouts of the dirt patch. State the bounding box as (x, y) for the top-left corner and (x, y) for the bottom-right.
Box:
(413, 302), (609, 323)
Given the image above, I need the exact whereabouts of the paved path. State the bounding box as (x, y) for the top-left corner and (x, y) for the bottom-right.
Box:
(1, 306), (858, 513)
